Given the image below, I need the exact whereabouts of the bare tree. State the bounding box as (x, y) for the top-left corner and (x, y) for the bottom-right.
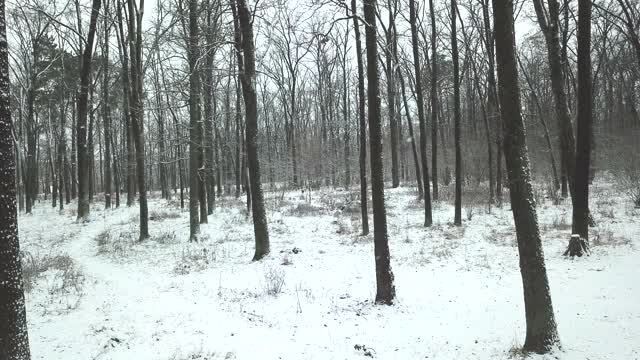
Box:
(232, 0), (270, 260)
(568, 0), (593, 256)
(0, 0), (32, 355)
(76, 0), (102, 221)
(493, 0), (560, 352)
(410, 0), (433, 226)
(364, 0), (395, 304)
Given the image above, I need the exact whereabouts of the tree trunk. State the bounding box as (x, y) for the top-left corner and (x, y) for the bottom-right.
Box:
(76, 0), (101, 221)
(493, 0), (560, 352)
(397, 66), (423, 199)
(567, 0), (593, 256)
(103, 0), (112, 210)
(452, 0), (462, 226)
(188, 0), (201, 240)
(0, 5), (32, 356)
(127, 0), (149, 240)
(233, 0), (270, 261)
(351, 0), (369, 236)
(410, 0), (433, 226)
(429, 0), (439, 201)
(386, 1), (399, 188)
(364, 0), (396, 305)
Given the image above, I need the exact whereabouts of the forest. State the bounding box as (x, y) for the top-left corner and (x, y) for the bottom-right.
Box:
(0, 0), (639, 358)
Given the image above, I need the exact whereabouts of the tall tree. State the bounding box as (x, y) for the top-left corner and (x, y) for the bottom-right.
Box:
(0, 0), (32, 355)
(568, 0), (593, 256)
(127, 0), (149, 240)
(232, 0), (270, 261)
(188, 0), (201, 240)
(76, 0), (102, 221)
(351, 0), (369, 236)
(429, 0), (439, 201)
(410, 0), (433, 226)
(364, 0), (395, 304)
(103, 0), (112, 210)
(452, 0), (462, 226)
(385, 0), (399, 188)
(531, 0), (577, 204)
(493, 0), (560, 352)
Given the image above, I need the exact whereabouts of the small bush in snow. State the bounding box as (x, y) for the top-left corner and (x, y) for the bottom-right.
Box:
(615, 162), (640, 208)
(263, 265), (285, 296)
(592, 228), (632, 248)
(96, 229), (134, 257)
(154, 230), (178, 244)
(20, 252), (85, 312)
(149, 209), (181, 221)
(597, 207), (615, 220)
(288, 202), (323, 216)
(465, 206), (475, 221)
(173, 245), (215, 275)
(550, 214), (571, 231)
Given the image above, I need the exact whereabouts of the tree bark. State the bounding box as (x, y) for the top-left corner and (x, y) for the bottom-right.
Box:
(188, 0), (201, 240)
(568, 0), (593, 256)
(452, 0), (462, 226)
(364, 0), (396, 304)
(0, 3), (32, 356)
(103, 0), (112, 210)
(493, 0), (560, 352)
(233, 0), (270, 261)
(429, 0), (439, 201)
(410, 0), (433, 226)
(351, 0), (369, 236)
(76, 0), (101, 221)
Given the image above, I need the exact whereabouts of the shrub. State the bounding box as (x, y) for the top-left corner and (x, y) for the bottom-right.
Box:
(263, 265), (285, 296)
(20, 252), (85, 311)
(96, 229), (134, 257)
(154, 230), (178, 244)
(149, 209), (181, 221)
(616, 161), (640, 208)
(173, 242), (218, 275)
(287, 202), (323, 217)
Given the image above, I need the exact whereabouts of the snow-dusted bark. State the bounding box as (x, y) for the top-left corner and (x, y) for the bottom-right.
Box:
(0, 0), (32, 356)
(188, 0), (201, 241)
(76, 0), (102, 221)
(493, 0), (559, 353)
(232, 0), (270, 261)
(364, 0), (395, 305)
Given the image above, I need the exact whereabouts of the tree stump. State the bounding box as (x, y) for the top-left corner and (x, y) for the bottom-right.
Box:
(564, 234), (589, 257)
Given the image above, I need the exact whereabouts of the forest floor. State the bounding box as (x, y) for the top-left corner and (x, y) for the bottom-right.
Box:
(19, 176), (640, 360)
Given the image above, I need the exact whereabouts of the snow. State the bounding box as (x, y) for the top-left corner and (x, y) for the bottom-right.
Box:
(19, 177), (640, 360)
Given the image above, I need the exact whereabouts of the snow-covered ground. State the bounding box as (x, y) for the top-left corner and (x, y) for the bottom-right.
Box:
(19, 178), (640, 360)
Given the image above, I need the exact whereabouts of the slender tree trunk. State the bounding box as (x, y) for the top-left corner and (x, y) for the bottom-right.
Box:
(429, 0), (439, 201)
(568, 0), (592, 256)
(0, 4), (32, 356)
(532, 0), (577, 205)
(452, 0), (462, 226)
(518, 56), (561, 191)
(493, 0), (560, 352)
(386, 1), (399, 188)
(410, 0), (433, 226)
(397, 66), (423, 199)
(351, 0), (369, 236)
(188, 0), (201, 240)
(232, 0), (270, 260)
(127, 0), (149, 240)
(103, 0), (112, 210)
(364, 0), (396, 304)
